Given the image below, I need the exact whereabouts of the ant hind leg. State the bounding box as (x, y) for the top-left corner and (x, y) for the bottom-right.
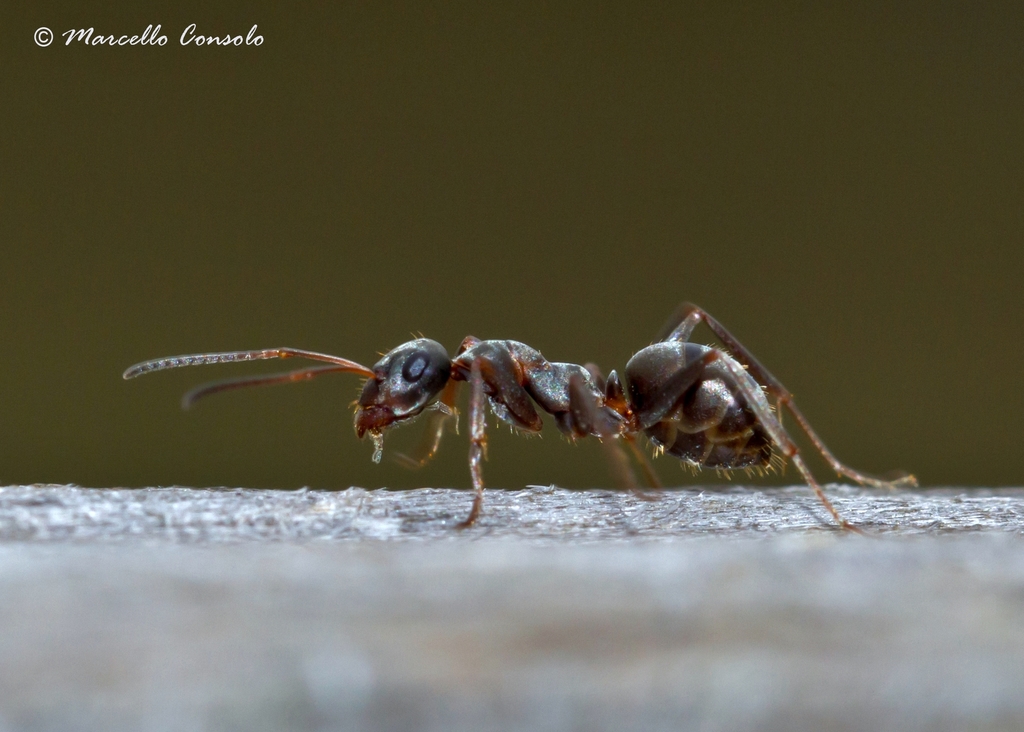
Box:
(660, 303), (916, 490)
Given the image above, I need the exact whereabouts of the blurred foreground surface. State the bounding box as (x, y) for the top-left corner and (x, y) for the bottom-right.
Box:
(0, 485), (1023, 732)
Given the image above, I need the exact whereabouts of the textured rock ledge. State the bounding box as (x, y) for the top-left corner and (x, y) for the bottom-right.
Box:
(0, 485), (1022, 732)
(1, 484), (1022, 541)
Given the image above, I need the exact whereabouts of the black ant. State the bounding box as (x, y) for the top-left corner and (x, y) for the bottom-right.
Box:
(123, 303), (915, 530)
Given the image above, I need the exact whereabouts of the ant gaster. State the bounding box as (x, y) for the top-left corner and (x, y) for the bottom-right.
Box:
(123, 303), (915, 530)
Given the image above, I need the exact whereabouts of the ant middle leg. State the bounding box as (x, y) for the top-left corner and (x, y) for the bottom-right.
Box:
(576, 364), (662, 496)
(566, 371), (647, 496)
(660, 303), (916, 489)
(623, 435), (662, 491)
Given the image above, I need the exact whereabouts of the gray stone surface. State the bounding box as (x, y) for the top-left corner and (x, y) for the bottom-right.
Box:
(3, 484), (1023, 541)
(0, 485), (1023, 731)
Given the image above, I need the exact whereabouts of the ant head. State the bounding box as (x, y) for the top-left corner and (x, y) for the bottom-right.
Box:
(354, 339), (452, 442)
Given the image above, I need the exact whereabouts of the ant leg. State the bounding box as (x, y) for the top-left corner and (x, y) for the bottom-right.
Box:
(456, 360), (488, 528)
(708, 354), (863, 533)
(623, 435), (662, 490)
(579, 364), (662, 494)
(454, 342), (542, 431)
(393, 380), (460, 469)
(567, 372), (649, 497)
(631, 341), (859, 531)
(779, 401), (916, 488)
(661, 303), (916, 489)
(655, 302), (707, 343)
(661, 304), (780, 385)
(450, 345), (548, 527)
(567, 372), (621, 439)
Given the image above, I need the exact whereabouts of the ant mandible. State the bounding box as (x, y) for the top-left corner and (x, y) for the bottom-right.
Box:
(123, 303), (915, 531)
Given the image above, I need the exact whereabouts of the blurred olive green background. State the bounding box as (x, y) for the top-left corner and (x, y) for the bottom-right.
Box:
(1, 2), (1021, 491)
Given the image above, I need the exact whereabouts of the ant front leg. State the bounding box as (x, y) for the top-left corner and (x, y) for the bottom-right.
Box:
(393, 379), (460, 469)
(457, 360), (488, 529)
(660, 303), (917, 489)
(451, 341), (546, 527)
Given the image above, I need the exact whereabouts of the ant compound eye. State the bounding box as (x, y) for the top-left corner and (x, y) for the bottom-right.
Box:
(368, 339), (451, 417)
(402, 351), (429, 382)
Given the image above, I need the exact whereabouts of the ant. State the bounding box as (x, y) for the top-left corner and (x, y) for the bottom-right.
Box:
(123, 303), (915, 531)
